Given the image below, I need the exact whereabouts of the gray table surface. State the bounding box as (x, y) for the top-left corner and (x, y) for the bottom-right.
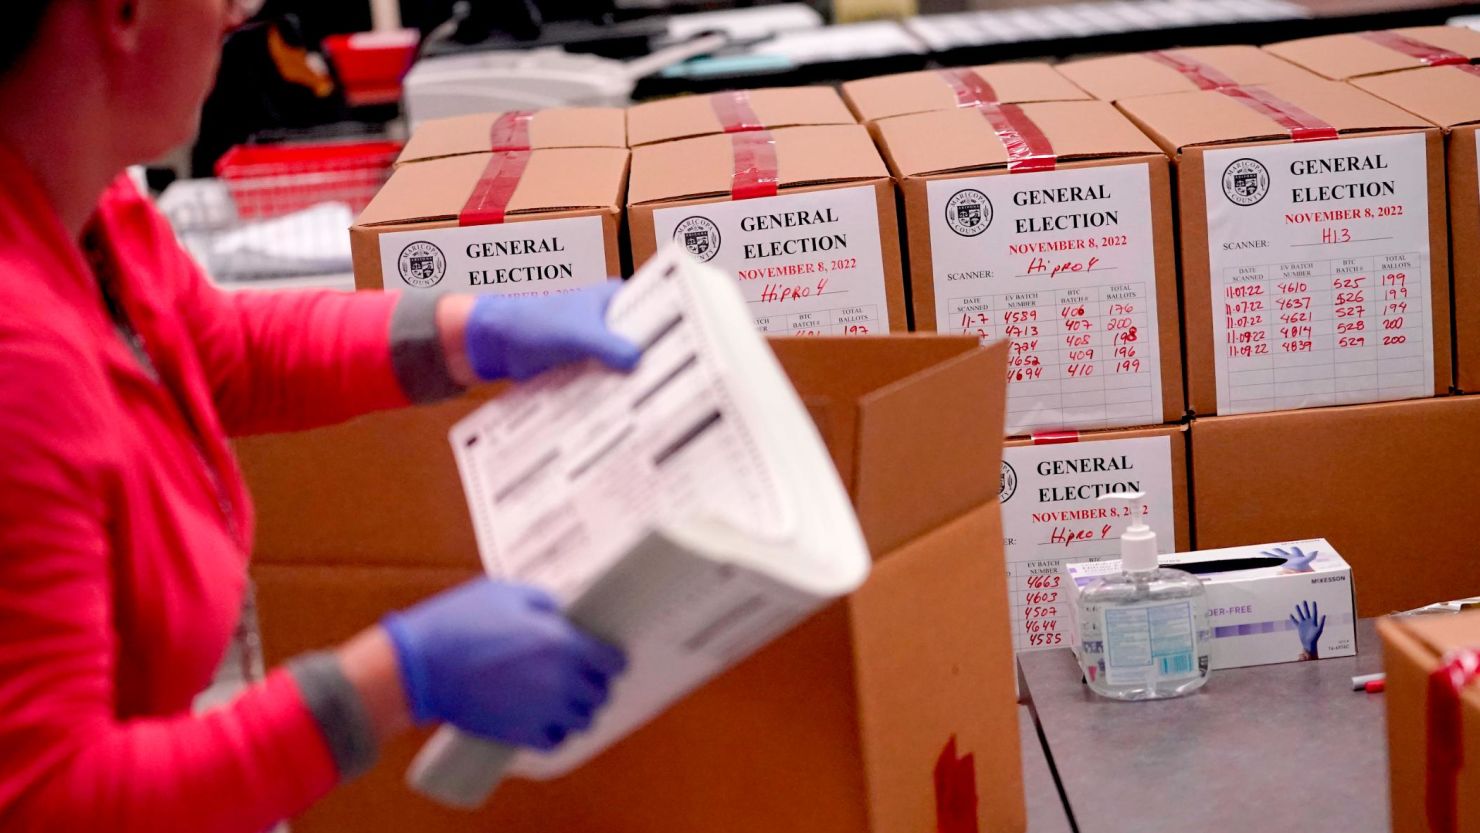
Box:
(1020, 705), (1073, 833)
(1020, 619), (1387, 833)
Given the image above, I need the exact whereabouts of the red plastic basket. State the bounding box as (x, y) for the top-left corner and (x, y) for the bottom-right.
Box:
(324, 30), (419, 106)
(214, 140), (402, 220)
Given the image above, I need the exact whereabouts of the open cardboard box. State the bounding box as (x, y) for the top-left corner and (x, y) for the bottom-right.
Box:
(1352, 65), (1480, 392)
(1264, 26), (1480, 81)
(238, 336), (1027, 833)
(1379, 610), (1480, 833)
(349, 149), (628, 295)
(1118, 78), (1450, 416)
(627, 125), (908, 335)
(395, 108), (628, 166)
(840, 63), (1091, 123)
(1056, 45), (1320, 102)
(872, 100), (1183, 435)
(1189, 396), (1480, 618)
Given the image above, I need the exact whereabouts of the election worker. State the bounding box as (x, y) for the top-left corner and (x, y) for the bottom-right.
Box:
(0, 1), (640, 830)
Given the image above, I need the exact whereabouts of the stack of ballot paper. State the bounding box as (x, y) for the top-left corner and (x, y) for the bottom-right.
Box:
(410, 244), (873, 807)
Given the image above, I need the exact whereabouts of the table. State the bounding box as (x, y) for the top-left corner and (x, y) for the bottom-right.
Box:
(1020, 619), (1388, 833)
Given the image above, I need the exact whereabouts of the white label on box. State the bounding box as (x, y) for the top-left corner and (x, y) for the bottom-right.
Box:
(1202, 133), (1434, 414)
(377, 215), (609, 297)
(651, 186), (892, 335)
(1000, 434), (1175, 652)
(926, 163), (1163, 435)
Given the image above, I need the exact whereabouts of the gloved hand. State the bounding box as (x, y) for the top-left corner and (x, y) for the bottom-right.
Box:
(382, 578), (626, 750)
(466, 281), (641, 382)
(1264, 546), (1319, 573)
(1289, 600), (1326, 658)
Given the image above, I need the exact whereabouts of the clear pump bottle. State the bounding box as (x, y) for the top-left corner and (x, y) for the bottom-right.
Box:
(1077, 491), (1211, 701)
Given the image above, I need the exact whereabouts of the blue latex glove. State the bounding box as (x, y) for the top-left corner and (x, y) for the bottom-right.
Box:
(466, 281), (641, 382)
(1289, 600), (1326, 657)
(382, 578), (626, 750)
(1263, 545), (1319, 573)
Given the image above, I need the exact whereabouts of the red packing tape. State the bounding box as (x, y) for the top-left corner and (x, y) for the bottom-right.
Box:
(1216, 86), (1339, 143)
(976, 103), (1056, 173)
(711, 90), (764, 133)
(459, 150), (531, 226)
(1360, 30), (1470, 67)
(1427, 648), (1480, 833)
(730, 131), (778, 201)
(937, 68), (999, 107)
(488, 110), (535, 151)
(1032, 430), (1082, 445)
(934, 736), (979, 833)
(1144, 50), (1240, 90)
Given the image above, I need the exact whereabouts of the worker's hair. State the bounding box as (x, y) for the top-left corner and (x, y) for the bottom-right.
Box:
(0, 4), (52, 75)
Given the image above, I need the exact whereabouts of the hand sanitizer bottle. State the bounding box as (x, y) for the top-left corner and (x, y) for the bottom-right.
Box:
(1077, 491), (1211, 700)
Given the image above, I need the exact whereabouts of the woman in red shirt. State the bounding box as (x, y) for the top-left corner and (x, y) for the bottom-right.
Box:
(0, 2), (637, 831)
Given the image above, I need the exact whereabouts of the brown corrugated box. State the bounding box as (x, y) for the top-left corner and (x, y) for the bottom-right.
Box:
(1378, 611), (1480, 833)
(1352, 66), (1480, 392)
(396, 108), (627, 166)
(243, 336), (1027, 833)
(627, 125), (907, 334)
(1119, 79), (1450, 416)
(840, 63), (1090, 123)
(349, 149), (627, 294)
(873, 101), (1183, 433)
(1001, 425), (1189, 652)
(1056, 45), (1321, 102)
(1265, 26), (1480, 81)
(1190, 396), (1480, 617)
(625, 87), (856, 147)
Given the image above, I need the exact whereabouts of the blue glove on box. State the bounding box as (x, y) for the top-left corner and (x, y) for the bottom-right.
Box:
(383, 579), (627, 750)
(466, 281), (641, 382)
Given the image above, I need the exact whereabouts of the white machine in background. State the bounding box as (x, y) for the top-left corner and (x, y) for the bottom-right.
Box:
(403, 33), (724, 128)
(402, 3), (824, 128)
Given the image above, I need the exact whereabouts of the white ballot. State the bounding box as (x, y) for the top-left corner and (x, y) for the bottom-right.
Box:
(410, 244), (872, 806)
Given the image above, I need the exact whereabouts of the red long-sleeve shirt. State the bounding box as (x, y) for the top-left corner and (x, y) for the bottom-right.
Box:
(0, 151), (410, 831)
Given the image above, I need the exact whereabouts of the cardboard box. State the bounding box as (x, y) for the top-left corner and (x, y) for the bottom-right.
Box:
(1265, 26), (1480, 81)
(1352, 65), (1480, 392)
(1065, 538), (1358, 671)
(243, 337), (1027, 833)
(349, 149), (627, 295)
(1189, 396), (1480, 618)
(395, 108), (628, 166)
(1056, 45), (1321, 103)
(874, 101), (1183, 434)
(1379, 611), (1480, 833)
(627, 125), (907, 335)
(1000, 425), (1190, 652)
(840, 63), (1090, 123)
(1119, 79), (1450, 416)
(625, 87), (856, 148)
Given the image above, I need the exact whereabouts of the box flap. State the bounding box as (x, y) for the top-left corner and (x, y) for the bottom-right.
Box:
(875, 100), (1162, 178)
(1389, 610), (1480, 660)
(1352, 65), (1480, 129)
(627, 124), (886, 206)
(1265, 26), (1480, 81)
(626, 87), (856, 147)
(1058, 45), (1321, 102)
(840, 63), (1090, 122)
(396, 108), (627, 164)
(244, 335), (995, 569)
(853, 339), (1008, 556)
(355, 148), (628, 226)
(1116, 78), (1431, 153)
